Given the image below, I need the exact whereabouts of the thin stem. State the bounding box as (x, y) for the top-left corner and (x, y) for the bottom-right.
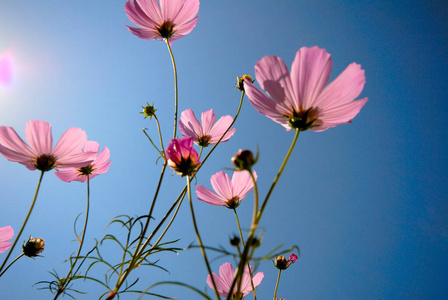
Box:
(0, 171), (44, 275)
(143, 128), (162, 157)
(228, 129), (301, 300)
(273, 270), (282, 300)
(257, 129), (300, 223)
(166, 39), (178, 139)
(187, 176), (220, 300)
(233, 209), (257, 299)
(54, 176), (91, 299)
(154, 116), (165, 153)
(0, 253), (24, 277)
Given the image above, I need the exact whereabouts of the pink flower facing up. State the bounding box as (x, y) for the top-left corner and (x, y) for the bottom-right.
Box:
(244, 46), (368, 132)
(196, 170), (257, 209)
(165, 137), (200, 176)
(0, 120), (96, 172)
(207, 262), (264, 298)
(125, 0), (200, 44)
(55, 141), (111, 183)
(0, 226), (14, 253)
(179, 109), (236, 147)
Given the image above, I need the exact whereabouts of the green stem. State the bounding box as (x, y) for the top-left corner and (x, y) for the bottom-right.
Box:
(228, 129), (300, 300)
(273, 269), (282, 300)
(0, 253), (24, 277)
(0, 171), (44, 275)
(233, 209), (257, 299)
(54, 176), (91, 299)
(166, 39), (178, 139)
(187, 176), (220, 300)
(257, 129), (300, 223)
(143, 128), (162, 157)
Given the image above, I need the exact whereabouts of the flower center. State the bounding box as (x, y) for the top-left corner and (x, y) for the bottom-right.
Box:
(156, 20), (175, 38)
(35, 154), (57, 172)
(226, 196), (241, 209)
(78, 164), (95, 176)
(287, 106), (319, 131)
(197, 135), (211, 147)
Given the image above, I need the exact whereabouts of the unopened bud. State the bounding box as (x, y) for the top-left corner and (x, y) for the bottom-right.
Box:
(230, 236), (240, 247)
(141, 102), (157, 119)
(231, 149), (257, 171)
(22, 237), (45, 257)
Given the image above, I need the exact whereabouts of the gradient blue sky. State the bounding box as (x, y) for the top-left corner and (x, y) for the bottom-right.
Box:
(0, 0), (447, 299)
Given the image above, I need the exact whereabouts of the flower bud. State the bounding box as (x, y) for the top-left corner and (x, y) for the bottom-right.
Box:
(165, 137), (201, 177)
(22, 237), (45, 257)
(230, 235), (240, 247)
(141, 102), (157, 119)
(231, 149), (257, 171)
(235, 74), (254, 92)
(273, 252), (297, 270)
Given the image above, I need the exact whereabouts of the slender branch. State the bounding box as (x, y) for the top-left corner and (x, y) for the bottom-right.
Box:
(166, 39), (178, 139)
(187, 176), (220, 300)
(0, 171), (45, 275)
(273, 270), (282, 300)
(0, 253), (24, 277)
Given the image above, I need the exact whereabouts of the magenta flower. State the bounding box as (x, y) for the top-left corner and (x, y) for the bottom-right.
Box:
(0, 226), (14, 253)
(55, 141), (111, 183)
(196, 170), (257, 209)
(244, 46), (368, 132)
(289, 253), (298, 263)
(166, 137), (200, 176)
(207, 262), (264, 298)
(125, 0), (199, 44)
(0, 120), (96, 172)
(179, 109), (236, 147)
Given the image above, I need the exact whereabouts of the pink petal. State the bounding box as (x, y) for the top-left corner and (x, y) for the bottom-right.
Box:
(171, 0), (199, 26)
(52, 127), (87, 160)
(170, 16), (198, 37)
(55, 151), (96, 170)
(210, 171), (233, 200)
(207, 273), (230, 297)
(0, 226), (14, 253)
(232, 170), (257, 200)
(251, 271), (264, 288)
(126, 25), (160, 40)
(200, 109), (216, 135)
(92, 147), (111, 174)
(244, 80), (291, 128)
(219, 262), (236, 288)
(314, 62), (366, 110)
(196, 185), (227, 206)
(160, 0), (184, 20)
(179, 109), (202, 138)
(55, 169), (85, 183)
(209, 115), (235, 144)
(0, 126), (36, 167)
(125, 0), (158, 29)
(25, 120), (53, 155)
(255, 55), (295, 108)
(290, 46), (332, 110)
(315, 97), (368, 131)
(135, 0), (163, 24)
(84, 141), (100, 153)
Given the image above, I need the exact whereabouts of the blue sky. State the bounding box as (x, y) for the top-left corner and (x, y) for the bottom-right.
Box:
(0, 0), (447, 299)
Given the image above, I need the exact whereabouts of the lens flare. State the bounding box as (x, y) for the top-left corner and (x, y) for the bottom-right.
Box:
(0, 53), (13, 87)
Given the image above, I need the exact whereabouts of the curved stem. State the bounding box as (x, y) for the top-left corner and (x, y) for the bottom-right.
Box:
(273, 270), (282, 300)
(143, 128), (162, 157)
(0, 171), (44, 275)
(54, 176), (91, 299)
(187, 176), (220, 300)
(154, 116), (165, 154)
(166, 39), (178, 139)
(0, 253), (24, 277)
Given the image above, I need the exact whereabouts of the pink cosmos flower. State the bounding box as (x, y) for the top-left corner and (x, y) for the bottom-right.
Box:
(196, 170), (257, 209)
(125, 0), (200, 44)
(207, 262), (264, 298)
(0, 120), (96, 172)
(0, 226), (14, 253)
(244, 46), (368, 132)
(55, 141), (111, 183)
(165, 137), (200, 176)
(179, 109), (236, 147)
